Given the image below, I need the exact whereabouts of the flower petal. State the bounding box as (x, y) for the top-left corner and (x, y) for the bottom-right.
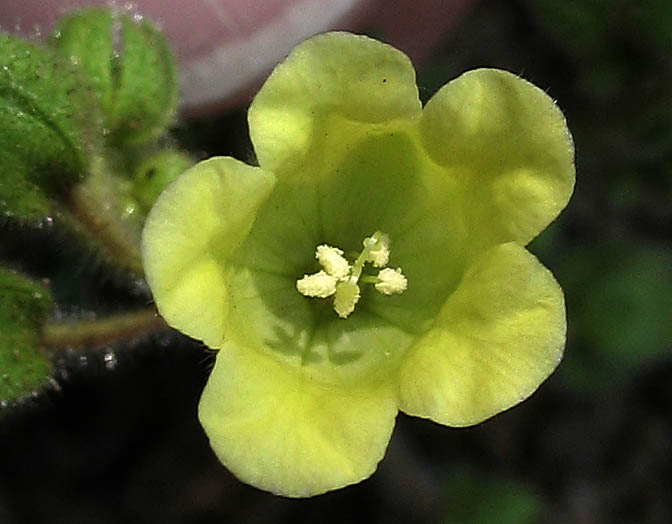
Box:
(199, 340), (398, 497)
(249, 32), (422, 173)
(420, 69), (575, 246)
(398, 243), (566, 427)
(141, 157), (275, 349)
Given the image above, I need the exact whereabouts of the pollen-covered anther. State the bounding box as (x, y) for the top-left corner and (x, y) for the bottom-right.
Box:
(296, 270), (338, 298)
(363, 232), (391, 268)
(316, 245), (351, 279)
(333, 277), (361, 318)
(297, 231), (406, 318)
(375, 267), (408, 295)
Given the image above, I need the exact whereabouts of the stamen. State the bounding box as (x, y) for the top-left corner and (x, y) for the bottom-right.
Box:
(296, 231), (406, 318)
(333, 277), (360, 318)
(363, 232), (390, 267)
(375, 267), (407, 295)
(315, 245), (350, 279)
(296, 270), (337, 298)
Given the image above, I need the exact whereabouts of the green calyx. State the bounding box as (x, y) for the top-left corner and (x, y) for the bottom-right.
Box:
(50, 7), (178, 146)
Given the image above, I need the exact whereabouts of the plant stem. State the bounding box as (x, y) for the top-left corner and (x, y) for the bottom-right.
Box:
(42, 308), (167, 350)
(67, 154), (144, 275)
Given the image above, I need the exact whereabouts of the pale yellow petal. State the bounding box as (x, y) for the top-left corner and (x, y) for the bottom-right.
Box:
(199, 341), (398, 497)
(420, 69), (575, 246)
(398, 243), (566, 426)
(249, 32), (422, 173)
(141, 157), (275, 348)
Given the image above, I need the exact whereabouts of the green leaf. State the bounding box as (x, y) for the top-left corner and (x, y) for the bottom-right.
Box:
(50, 8), (178, 146)
(0, 268), (53, 406)
(0, 153), (51, 219)
(0, 33), (102, 220)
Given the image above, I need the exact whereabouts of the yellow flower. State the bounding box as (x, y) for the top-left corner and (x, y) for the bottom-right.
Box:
(142, 32), (575, 497)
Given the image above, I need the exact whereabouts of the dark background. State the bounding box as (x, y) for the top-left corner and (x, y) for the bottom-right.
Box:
(1, 1), (671, 522)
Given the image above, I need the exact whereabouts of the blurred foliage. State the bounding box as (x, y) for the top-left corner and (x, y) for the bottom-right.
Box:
(529, 0), (672, 188)
(440, 470), (545, 524)
(556, 244), (672, 391)
(521, 0), (672, 392)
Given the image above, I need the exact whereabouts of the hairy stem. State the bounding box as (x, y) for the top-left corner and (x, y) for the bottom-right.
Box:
(67, 154), (144, 275)
(42, 308), (166, 350)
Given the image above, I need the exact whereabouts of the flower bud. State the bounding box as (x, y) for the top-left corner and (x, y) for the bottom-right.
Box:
(50, 7), (178, 146)
(131, 150), (194, 213)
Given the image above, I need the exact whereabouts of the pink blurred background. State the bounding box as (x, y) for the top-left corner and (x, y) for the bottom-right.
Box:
(0, 0), (474, 116)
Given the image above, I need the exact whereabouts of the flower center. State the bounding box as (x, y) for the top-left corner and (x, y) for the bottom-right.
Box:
(296, 231), (407, 318)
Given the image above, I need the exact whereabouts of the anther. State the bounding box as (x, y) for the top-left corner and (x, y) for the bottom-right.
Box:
(316, 245), (351, 279)
(296, 270), (338, 298)
(374, 267), (407, 295)
(363, 232), (390, 267)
